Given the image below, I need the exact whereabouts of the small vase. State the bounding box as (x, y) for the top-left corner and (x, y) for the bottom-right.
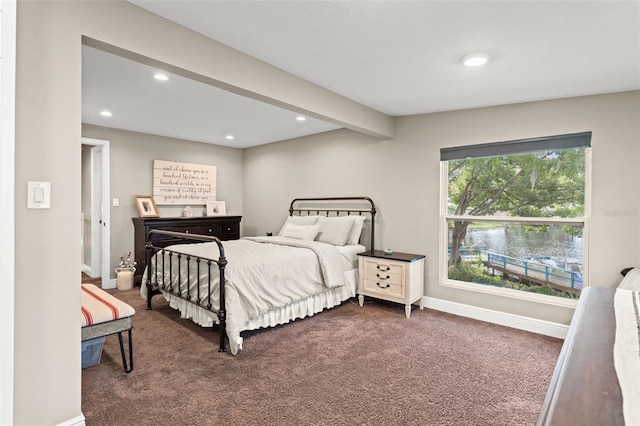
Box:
(115, 268), (135, 291)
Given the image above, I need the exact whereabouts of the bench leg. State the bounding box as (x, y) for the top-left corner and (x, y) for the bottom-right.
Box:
(117, 329), (133, 373)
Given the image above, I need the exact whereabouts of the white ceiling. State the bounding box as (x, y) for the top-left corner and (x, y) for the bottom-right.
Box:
(82, 1), (640, 148)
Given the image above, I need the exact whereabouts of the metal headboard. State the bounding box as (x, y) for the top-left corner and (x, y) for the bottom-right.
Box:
(289, 196), (376, 250)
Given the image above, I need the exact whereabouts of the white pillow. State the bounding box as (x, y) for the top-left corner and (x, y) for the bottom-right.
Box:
(619, 268), (640, 291)
(347, 215), (367, 245)
(280, 223), (321, 241)
(278, 215), (320, 236)
(316, 216), (355, 246)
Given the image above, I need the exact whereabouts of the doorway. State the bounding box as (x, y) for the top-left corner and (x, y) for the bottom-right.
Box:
(81, 137), (112, 288)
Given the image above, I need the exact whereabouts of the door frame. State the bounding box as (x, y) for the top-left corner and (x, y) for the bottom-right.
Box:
(81, 137), (112, 288)
(1, 1), (17, 423)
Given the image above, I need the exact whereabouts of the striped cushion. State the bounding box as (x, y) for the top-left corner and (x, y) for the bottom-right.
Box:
(81, 284), (135, 327)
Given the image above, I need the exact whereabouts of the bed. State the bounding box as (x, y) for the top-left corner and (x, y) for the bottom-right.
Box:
(141, 196), (376, 355)
(537, 280), (640, 425)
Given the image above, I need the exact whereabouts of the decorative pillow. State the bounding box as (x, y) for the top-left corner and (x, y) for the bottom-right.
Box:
(315, 216), (355, 246)
(618, 267), (640, 291)
(280, 224), (321, 241)
(347, 215), (367, 245)
(278, 215), (320, 236)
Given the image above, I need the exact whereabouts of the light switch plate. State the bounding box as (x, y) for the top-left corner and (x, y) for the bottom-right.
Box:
(27, 181), (51, 209)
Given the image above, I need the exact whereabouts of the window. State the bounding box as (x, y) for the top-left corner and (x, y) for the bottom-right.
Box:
(440, 132), (591, 302)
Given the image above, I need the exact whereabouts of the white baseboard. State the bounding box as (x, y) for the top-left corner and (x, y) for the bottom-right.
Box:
(81, 264), (91, 274)
(57, 414), (85, 426)
(422, 296), (569, 339)
(102, 278), (117, 290)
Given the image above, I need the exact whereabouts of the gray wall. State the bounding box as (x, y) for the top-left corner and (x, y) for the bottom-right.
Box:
(244, 90), (640, 326)
(82, 124), (244, 280)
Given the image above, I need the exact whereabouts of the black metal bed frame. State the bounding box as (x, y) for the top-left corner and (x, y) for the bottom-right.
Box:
(145, 231), (228, 351)
(289, 196), (377, 249)
(144, 196), (376, 353)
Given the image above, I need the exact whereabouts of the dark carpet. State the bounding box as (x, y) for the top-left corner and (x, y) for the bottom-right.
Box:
(81, 288), (562, 425)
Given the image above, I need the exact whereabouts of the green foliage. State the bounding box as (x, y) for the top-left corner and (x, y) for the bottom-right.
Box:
(448, 148), (585, 218)
(448, 262), (502, 285)
(447, 263), (578, 299)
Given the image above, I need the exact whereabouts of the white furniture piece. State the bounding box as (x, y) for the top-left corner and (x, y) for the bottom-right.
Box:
(357, 250), (425, 318)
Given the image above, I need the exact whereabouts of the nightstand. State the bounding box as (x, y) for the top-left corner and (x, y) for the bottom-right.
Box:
(357, 250), (425, 318)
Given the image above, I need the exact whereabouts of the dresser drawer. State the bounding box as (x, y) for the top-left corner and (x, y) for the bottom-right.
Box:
(197, 224), (220, 236)
(218, 222), (240, 239)
(149, 225), (200, 243)
(363, 259), (404, 285)
(363, 278), (404, 300)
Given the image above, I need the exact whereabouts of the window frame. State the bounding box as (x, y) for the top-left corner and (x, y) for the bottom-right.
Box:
(439, 145), (592, 308)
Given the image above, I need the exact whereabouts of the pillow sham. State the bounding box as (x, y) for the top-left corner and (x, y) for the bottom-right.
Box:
(347, 215), (367, 245)
(278, 215), (320, 236)
(618, 267), (640, 291)
(315, 216), (355, 246)
(280, 223), (321, 241)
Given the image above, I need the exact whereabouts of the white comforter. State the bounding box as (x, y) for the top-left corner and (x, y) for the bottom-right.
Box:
(142, 236), (352, 354)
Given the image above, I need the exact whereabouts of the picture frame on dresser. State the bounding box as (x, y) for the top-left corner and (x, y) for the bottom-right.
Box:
(206, 201), (226, 216)
(134, 195), (159, 218)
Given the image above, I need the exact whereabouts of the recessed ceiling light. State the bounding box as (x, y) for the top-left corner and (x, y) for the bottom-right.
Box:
(100, 110), (112, 117)
(461, 53), (489, 67)
(225, 135), (234, 140)
(296, 116), (307, 122)
(154, 73), (169, 81)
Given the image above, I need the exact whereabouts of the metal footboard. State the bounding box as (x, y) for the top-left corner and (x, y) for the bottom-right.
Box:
(144, 229), (228, 352)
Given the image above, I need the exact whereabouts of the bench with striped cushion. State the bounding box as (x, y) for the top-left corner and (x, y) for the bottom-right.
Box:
(81, 284), (135, 373)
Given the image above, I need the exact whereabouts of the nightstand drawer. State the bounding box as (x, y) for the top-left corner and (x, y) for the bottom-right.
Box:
(363, 279), (404, 299)
(363, 260), (404, 284)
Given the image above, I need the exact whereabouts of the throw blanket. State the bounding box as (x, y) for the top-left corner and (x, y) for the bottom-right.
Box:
(244, 236), (345, 288)
(614, 288), (640, 426)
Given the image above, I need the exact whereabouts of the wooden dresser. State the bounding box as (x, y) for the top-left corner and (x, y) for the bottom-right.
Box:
(132, 216), (242, 285)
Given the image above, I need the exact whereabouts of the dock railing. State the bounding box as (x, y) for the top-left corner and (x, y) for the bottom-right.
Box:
(484, 251), (583, 291)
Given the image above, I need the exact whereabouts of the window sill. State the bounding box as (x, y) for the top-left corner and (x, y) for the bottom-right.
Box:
(442, 278), (579, 309)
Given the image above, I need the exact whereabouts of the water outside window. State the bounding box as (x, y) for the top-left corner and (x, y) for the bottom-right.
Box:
(447, 221), (583, 298)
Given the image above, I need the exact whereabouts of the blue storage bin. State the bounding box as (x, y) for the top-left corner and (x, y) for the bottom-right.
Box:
(81, 336), (105, 369)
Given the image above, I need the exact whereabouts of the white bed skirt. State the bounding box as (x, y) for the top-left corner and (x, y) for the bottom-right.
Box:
(162, 269), (358, 353)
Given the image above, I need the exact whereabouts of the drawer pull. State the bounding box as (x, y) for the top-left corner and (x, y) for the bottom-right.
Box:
(185, 230), (189, 233)
(376, 273), (390, 280)
(227, 227), (231, 231)
(209, 229), (213, 233)
(376, 282), (390, 289)
(376, 265), (390, 272)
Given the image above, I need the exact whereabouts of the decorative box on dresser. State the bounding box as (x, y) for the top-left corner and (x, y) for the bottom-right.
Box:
(357, 250), (425, 318)
(132, 216), (242, 285)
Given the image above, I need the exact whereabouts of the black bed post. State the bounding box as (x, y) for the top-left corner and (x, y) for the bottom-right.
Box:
(216, 241), (228, 352)
(366, 196), (376, 251)
(145, 241), (154, 310)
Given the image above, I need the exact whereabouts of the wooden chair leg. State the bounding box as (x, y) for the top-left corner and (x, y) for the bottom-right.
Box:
(117, 329), (133, 373)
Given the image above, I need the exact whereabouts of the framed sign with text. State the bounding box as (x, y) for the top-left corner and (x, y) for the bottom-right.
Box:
(153, 160), (216, 205)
